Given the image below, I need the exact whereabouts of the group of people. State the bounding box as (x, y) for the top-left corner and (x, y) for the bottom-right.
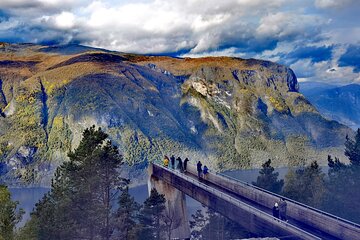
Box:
(164, 156), (288, 222)
(272, 198), (288, 221)
(163, 155), (190, 173)
(196, 161), (208, 180)
(162, 156), (209, 180)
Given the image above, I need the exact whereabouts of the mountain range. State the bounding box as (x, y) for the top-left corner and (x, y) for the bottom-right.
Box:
(300, 82), (360, 130)
(0, 43), (352, 186)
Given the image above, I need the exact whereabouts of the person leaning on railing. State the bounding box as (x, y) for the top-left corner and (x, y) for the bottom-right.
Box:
(203, 165), (209, 180)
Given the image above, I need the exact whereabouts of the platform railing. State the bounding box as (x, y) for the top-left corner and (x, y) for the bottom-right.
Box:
(154, 160), (360, 229)
(152, 162), (322, 240)
(214, 168), (360, 228)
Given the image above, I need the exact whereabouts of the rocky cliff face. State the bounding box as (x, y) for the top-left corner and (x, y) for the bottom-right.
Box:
(0, 43), (351, 186)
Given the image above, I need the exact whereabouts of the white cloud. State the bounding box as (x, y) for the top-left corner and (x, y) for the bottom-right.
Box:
(0, 18), (19, 31)
(256, 12), (326, 40)
(314, 0), (353, 9)
(0, 0), (359, 84)
(182, 47), (247, 58)
(290, 59), (317, 79)
(289, 52), (360, 84)
(72, 0), (299, 54)
(0, 0), (88, 9)
(54, 11), (75, 29)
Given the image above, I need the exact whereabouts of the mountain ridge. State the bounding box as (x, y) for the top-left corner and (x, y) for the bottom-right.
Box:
(301, 83), (360, 130)
(0, 43), (352, 186)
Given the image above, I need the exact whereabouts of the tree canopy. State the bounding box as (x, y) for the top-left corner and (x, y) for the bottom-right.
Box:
(0, 185), (23, 240)
(253, 159), (284, 193)
(25, 126), (127, 240)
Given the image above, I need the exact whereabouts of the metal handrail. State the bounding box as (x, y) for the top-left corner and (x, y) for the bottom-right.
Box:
(214, 169), (360, 228)
(154, 161), (360, 229)
(152, 162), (321, 239)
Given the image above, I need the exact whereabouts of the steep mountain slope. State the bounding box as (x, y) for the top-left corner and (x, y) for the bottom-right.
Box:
(0, 43), (352, 185)
(301, 83), (360, 130)
(300, 81), (339, 96)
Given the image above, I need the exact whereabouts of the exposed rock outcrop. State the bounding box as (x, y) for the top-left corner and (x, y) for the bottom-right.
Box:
(0, 43), (352, 186)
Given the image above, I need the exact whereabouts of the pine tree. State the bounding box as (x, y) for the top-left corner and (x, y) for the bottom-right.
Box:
(189, 209), (207, 239)
(163, 200), (183, 240)
(190, 208), (252, 240)
(321, 132), (360, 223)
(138, 188), (166, 240)
(323, 155), (355, 219)
(327, 155), (346, 177)
(113, 187), (141, 240)
(283, 161), (326, 208)
(345, 129), (360, 166)
(27, 126), (127, 239)
(321, 131), (360, 224)
(253, 159), (284, 193)
(0, 185), (23, 240)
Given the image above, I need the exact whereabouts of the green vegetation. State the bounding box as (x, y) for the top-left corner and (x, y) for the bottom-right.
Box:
(20, 126), (127, 239)
(46, 116), (72, 153)
(16, 127), (174, 240)
(282, 161), (326, 208)
(253, 159), (284, 194)
(113, 187), (140, 239)
(250, 128), (360, 224)
(345, 129), (360, 166)
(321, 129), (360, 223)
(138, 188), (167, 240)
(0, 185), (23, 240)
(190, 208), (253, 239)
(0, 43), (352, 188)
(269, 95), (288, 113)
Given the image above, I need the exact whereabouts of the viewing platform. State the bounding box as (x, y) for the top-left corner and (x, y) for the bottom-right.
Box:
(148, 162), (360, 240)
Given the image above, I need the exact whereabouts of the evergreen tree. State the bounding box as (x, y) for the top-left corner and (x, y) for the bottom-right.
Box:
(189, 209), (207, 239)
(343, 130), (360, 222)
(113, 187), (140, 240)
(327, 155), (346, 175)
(323, 155), (356, 220)
(15, 213), (40, 240)
(0, 185), (23, 240)
(253, 159), (284, 193)
(324, 155), (360, 223)
(282, 161), (326, 208)
(27, 126), (127, 240)
(345, 129), (360, 166)
(320, 129), (360, 224)
(163, 200), (183, 240)
(190, 208), (253, 240)
(138, 188), (166, 240)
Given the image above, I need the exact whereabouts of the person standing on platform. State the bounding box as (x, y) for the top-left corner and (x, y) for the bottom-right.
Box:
(170, 155), (175, 169)
(163, 155), (169, 167)
(197, 161), (202, 179)
(184, 158), (189, 172)
(203, 165), (209, 180)
(273, 202), (280, 219)
(177, 157), (183, 172)
(279, 198), (288, 221)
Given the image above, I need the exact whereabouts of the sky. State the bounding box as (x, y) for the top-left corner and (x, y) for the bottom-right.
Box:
(0, 0), (359, 84)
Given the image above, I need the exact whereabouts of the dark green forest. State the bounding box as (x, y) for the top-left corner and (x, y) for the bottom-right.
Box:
(253, 128), (360, 223)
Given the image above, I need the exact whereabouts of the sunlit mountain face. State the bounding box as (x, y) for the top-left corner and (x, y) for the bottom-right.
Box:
(0, 0), (358, 186)
(0, 43), (352, 186)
